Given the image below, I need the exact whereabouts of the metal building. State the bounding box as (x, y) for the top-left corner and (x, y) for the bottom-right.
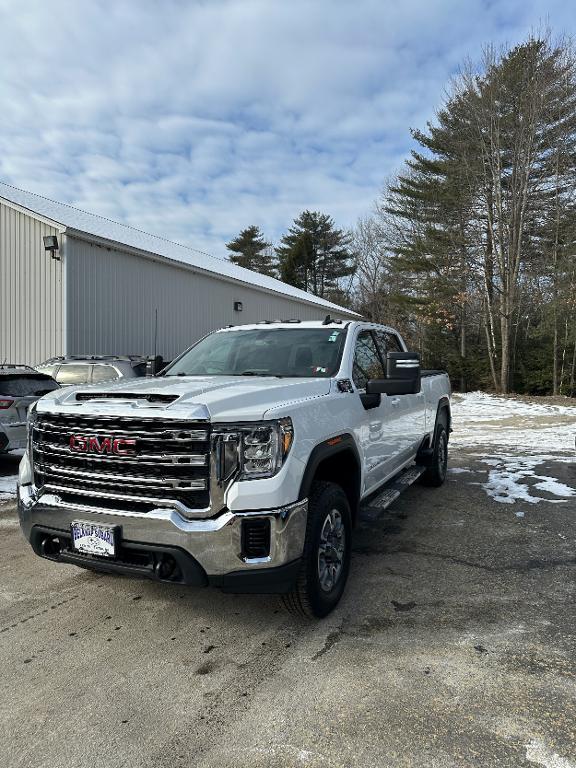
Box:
(0, 183), (358, 366)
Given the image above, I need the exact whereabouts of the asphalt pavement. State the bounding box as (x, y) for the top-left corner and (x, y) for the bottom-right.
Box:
(0, 448), (575, 768)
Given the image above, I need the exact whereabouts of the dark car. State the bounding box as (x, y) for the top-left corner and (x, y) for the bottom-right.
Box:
(0, 365), (60, 453)
(35, 355), (165, 387)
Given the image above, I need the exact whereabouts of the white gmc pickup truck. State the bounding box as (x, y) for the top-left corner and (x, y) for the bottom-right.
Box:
(18, 320), (451, 618)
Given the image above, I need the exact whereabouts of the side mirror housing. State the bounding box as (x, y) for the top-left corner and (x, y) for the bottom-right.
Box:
(366, 352), (421, 396)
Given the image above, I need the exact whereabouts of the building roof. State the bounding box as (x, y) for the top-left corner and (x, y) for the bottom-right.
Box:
(0, 182), (358, 317)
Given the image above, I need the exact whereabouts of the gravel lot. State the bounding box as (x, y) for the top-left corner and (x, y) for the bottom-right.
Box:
(0, 397), (575, 768)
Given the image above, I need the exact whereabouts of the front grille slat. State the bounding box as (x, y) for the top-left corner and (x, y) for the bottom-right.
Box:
(35, 422), (209, 441)
(37, 464), (208, 489)
(33, 412), (211, 512)
(33, 443), (208, 466)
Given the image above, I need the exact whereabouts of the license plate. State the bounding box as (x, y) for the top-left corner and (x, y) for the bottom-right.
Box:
(71, 521), (118, 558)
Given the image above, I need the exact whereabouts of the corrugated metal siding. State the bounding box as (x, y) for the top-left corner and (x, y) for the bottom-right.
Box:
(66, 237), (341, 360)
(0, 182), (357, 315)
(0, 201), (63, 366)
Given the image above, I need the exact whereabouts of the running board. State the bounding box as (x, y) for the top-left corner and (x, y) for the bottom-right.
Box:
(359, 465), (425, 521)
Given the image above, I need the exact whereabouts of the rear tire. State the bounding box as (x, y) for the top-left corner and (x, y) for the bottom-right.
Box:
(420, 424), (448, 487)
(282, 481), (352, 619)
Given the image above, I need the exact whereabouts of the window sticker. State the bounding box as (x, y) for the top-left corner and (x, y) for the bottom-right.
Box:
(328, 332), (340, 342)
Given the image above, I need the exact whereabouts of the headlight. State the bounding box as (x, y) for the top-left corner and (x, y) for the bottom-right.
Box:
(214, 418), (294, 482)
(241, 418), (294, 477)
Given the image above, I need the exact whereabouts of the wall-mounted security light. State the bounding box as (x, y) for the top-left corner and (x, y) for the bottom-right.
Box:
(234, 301), (243, 312)
(43, 235), (60, 260)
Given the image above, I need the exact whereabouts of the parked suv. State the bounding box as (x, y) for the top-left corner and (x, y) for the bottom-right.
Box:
(36, 356), (164, 387)
(19, 320), (451, 617)
(0, 366), (59, 453)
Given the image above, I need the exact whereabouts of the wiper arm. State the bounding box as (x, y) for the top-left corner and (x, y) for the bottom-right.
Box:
(240, 370), (284, 378)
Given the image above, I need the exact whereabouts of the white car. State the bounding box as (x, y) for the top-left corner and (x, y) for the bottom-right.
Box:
(0, 366), (59, 453)
(19, 320), (451, 618)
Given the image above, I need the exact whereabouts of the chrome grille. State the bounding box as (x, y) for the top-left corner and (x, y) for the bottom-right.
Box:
(32, 412), (211, 512)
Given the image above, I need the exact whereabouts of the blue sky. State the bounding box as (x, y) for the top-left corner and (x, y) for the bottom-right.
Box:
(0, 0), (573, 257)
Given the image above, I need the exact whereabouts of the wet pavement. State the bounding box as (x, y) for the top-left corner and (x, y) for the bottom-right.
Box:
(1, 439), (575, 767)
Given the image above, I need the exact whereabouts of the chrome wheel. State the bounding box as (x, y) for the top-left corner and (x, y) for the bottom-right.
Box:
(317, 508), (346, 592)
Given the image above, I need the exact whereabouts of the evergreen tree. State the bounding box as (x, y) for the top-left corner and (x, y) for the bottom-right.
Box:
(226, 226), (275, 276)
(276, 211), (356, 301)
(376, 36), (576, 394)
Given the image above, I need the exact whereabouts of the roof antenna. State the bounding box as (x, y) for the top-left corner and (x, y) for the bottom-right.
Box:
(322, 314), (332, 325)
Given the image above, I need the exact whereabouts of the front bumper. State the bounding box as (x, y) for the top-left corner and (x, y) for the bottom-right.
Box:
(18, 484), (307, 591)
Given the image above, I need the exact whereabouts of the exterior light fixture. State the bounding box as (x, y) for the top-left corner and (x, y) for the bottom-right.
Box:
(234, 301), (243, 312)
(43, 235), (60, 260)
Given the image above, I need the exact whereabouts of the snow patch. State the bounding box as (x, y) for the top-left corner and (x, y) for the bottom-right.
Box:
(451, 392), (576, 454)
(481, 456), (575, 505)
(451, 392), (575, 505)
(533, 477), (575, 498)
(452, 391), (576, 420)
(525, 739), (575, 768)
(0, 475), (18, 502)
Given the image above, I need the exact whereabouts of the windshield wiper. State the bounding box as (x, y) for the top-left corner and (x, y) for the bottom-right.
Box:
(240, 370), (284, 378)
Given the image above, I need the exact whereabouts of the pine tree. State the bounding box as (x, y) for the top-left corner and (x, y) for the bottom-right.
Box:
(226, 226), (275, 276)
(377, 37), (576, 394)
(276, 211), (356, 301)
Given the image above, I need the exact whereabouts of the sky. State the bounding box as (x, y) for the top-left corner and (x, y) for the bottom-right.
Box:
(0, 0), (574, 258)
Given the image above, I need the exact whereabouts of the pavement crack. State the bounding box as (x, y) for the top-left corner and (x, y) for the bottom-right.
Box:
(0, 594), (80, 634)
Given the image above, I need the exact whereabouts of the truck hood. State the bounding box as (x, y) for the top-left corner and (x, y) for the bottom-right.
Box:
(37, 375), (332, 422)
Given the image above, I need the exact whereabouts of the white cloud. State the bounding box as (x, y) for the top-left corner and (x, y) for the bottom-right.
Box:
(0, 0), (574, 255)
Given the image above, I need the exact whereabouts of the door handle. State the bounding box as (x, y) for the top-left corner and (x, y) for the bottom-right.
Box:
(390, 398), (401, 406)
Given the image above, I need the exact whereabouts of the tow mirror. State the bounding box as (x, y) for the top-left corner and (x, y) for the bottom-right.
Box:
(366, 352), (421, 396)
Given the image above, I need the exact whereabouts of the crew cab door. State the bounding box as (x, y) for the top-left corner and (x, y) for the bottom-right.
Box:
(373, 330), (426, 462)
(350, 329), (398, 494)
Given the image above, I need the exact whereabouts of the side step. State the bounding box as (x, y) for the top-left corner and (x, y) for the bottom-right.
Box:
(359, 465), (425, 522)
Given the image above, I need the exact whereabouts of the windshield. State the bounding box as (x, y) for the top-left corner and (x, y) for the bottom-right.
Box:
(164, 327), (347, 378)
(0, 374), (59, 396)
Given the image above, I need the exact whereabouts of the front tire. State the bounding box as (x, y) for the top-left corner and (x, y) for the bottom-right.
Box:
(282, 481), (352, 619)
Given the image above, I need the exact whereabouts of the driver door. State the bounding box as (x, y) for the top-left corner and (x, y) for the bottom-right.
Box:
(351, 330), (397, 495)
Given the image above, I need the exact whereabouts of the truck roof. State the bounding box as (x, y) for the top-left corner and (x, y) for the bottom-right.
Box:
(217, 318), (400, 334)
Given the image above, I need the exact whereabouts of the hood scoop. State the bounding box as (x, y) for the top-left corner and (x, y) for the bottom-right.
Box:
(75, 392), (178, 404)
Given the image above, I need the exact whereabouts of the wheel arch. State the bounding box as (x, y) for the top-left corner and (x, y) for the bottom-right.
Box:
(299, 435), (362, 523)
(417, 397), (452, 464)
(436, 396), (451, 435)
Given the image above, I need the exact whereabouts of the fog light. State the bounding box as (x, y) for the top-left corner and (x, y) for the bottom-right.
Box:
(241, 518), (271, 559)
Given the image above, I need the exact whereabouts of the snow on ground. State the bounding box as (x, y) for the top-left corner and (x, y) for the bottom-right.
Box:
(0, 474), (18, 502)
(451, 392), (576, 506)
(450, 391), (576, 453)
(0, 449), (22, 503)
(480, 456), (575, 505)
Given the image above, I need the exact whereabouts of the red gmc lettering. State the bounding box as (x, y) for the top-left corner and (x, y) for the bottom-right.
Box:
(69, 435), (137, 455)
(113, 438), (137, 455)
(69, 435), (88, 452)
(89, 436), (112, 453)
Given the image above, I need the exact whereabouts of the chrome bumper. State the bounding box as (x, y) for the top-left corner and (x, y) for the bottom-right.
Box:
(18, 484), (308, 577)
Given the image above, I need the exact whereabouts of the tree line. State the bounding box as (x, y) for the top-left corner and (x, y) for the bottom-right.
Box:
(226, 36), (576, 396)
(226, 213), (356, 307)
